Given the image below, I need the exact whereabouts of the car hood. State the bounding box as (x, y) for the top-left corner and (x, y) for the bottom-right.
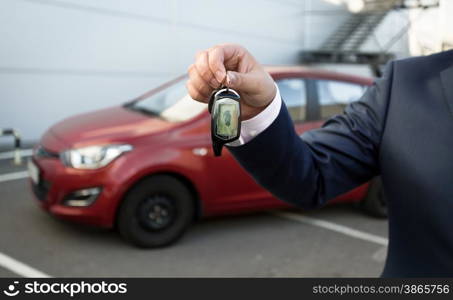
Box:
(49, 106), (175, 149)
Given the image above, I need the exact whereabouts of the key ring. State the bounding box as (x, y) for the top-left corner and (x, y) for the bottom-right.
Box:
(218, 75), (228, 92)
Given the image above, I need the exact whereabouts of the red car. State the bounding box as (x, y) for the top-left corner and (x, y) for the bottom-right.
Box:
(28, 66), (385, 247)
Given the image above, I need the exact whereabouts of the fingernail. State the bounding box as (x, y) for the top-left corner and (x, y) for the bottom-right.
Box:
(215, 71), (224, 82)
(227, 72), (235, 85)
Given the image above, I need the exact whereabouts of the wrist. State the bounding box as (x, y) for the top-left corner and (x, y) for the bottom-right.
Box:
(241, 84), (277, 121)
(241, 106), (268, 121)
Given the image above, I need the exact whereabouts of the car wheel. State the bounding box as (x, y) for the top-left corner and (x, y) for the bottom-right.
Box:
(361, 177), (388, 218)
(117, 175), (195, 248)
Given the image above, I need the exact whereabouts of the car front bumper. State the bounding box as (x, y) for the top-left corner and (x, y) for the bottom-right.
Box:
(29, 153), (121, 228)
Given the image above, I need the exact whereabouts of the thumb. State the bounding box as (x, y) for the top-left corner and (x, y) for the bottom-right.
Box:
(226, 71), (258, 92)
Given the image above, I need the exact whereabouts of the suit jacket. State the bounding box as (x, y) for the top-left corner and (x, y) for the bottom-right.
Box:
(228, 50), (453, 277)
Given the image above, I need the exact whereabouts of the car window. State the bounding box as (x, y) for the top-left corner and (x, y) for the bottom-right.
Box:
(131, 80), (207, 122)
(317, 80), (366, 119)
(276, 78), (307, 122)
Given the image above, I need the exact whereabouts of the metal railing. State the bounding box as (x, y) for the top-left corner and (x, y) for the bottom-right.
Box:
(1, 128), (22, 165)
(346, 0), (438, 13)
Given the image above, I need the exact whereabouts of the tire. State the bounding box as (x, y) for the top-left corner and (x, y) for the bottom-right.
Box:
(117, 175), (195, 248)
(361, 177), (388, 219)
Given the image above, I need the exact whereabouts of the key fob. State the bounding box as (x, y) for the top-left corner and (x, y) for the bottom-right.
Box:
(208, 87), (241, 156)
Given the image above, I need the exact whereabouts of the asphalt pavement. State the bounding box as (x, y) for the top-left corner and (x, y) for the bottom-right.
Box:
(0, 149), (389, 277)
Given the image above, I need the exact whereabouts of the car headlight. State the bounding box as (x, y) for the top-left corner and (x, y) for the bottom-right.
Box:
(61, 144), (133, 169)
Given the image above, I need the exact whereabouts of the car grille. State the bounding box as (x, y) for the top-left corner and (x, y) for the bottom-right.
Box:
(32, 179), (51, 202)
(36, 146), (59, 159)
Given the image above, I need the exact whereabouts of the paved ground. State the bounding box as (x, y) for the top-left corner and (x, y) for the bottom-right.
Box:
(0, 149), (389, 277)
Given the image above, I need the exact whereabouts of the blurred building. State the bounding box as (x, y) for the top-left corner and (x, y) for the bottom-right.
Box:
(0, 0), (433, 143)
(408, 0), (453, 55)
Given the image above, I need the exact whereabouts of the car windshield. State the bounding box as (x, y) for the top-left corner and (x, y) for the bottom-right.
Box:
(129, 79), (207, 122)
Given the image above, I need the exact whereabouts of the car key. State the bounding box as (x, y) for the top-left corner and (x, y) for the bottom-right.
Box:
(208, 80), (241, 156)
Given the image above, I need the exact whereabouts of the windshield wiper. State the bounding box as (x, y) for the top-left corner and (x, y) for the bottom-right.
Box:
(123, 103), (160, 117)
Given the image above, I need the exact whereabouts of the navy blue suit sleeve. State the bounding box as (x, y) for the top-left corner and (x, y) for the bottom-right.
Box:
(227, 62), (394, 209)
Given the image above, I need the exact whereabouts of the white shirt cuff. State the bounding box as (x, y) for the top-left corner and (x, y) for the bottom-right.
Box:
(227, 84), (282, 147)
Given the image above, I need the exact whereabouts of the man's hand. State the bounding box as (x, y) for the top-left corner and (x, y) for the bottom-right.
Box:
(187, 44), (276, 120)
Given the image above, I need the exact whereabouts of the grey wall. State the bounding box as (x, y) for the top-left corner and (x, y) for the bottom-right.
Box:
(0, 0), (409, 144)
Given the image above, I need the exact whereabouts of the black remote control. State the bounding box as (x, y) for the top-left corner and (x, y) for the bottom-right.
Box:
(208, 87), (241, 156)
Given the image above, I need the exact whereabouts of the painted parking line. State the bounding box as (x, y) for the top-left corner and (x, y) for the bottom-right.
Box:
(372, 246), (388, 262)
(0, 252), (51, 278)
(270, 211), (388, 246)
(0, 171), (29, 183)
(0, 149), (33, 160)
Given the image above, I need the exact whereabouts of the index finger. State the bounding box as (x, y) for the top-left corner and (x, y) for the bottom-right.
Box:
(208, 44), (246, 83)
